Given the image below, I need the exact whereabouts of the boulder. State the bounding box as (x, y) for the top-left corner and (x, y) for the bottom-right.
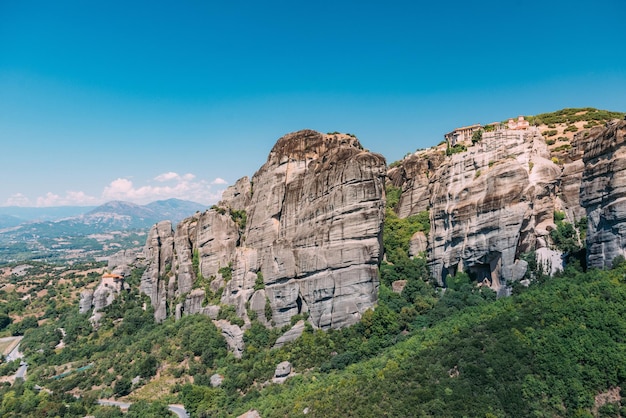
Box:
(273, 361), (292, 383)
(214, 319), (245, 359)
(273, 320), (306, 349)
(391, 280), (407, 294)
(210, 373), (223, 387)
(237, 411), (261, 418)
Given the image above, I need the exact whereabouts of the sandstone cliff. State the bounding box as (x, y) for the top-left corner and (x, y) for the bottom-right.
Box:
(387, 150), (445, 218)
(427, 128), (562, 293)
(581, 120), (626, 268)
(141, 130), (386, 330)
(391, 117), (626, 292)
(389, 127), (581, 292)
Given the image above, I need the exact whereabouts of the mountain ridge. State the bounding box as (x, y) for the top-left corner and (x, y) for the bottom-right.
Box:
(0, 198), (206, 263)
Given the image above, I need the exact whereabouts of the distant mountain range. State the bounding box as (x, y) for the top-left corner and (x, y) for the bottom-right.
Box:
(0, 206), (96, 228)
(0, 199), (207, 263)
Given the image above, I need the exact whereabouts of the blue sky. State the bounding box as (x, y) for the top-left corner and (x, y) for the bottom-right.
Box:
(1, 0), (625, 207)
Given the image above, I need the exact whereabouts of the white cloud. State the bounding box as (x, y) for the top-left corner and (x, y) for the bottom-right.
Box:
(211, 177), (228, 185)
(5, 193), (31, 206)
(154, 172), (180, 182)
(154, 172), (197, 182)
(18, 172), (228, 207)
(101, 174), (226, 205)
(35, 191), (100, 207)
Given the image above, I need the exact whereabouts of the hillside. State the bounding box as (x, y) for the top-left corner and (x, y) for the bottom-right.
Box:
(0, 198), (205, 264)
(1, 108), (626, 417)
(224, 262), (626, 417)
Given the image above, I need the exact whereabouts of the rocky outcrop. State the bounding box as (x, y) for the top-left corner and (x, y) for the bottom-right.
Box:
(78, 290), (93, 314)
(140, 221), (175, 322)
(273, 360), (292, 383)
(427, 128), (561, 293)
(273, 320), (306, 349)
(390, 118), (626, 290)
(581, 120), (626, 268)
(215, 320), (245, 359)
(390, 127), (571, 293)
(92, 274), (128, 312)
(107, 249), (141, 272)
(141, 130), (386, 330)
(387, 150), (445, 218)
(408, 231), (427, 257)
(80, 273), (129, 328)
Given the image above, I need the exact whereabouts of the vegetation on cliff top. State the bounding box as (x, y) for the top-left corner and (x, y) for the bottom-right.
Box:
(525, 107), (624, 127)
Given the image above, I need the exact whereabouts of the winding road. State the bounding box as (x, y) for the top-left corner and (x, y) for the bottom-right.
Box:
(1, 337), (188, 417)
(97, 399), (189, 418)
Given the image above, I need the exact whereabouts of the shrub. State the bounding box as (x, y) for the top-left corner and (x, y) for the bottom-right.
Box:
(472, 130), (483, 144)
(264, 298), (273, 322)
(553, 144), (572, 152)
(385, 185), (402, 210)
(218, 264), (232, 282)
(446, 143), (467, 156)
(254, 271), (265, 291)
(554, 211), (566, 222)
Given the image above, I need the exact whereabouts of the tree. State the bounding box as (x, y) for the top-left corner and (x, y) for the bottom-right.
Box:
(113, 378), (131, 397)
(0, 314), (11, 331)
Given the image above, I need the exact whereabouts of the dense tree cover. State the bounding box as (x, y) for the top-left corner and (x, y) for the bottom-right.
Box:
(524, 108), (625, 126)
(223, 263), (626, 417)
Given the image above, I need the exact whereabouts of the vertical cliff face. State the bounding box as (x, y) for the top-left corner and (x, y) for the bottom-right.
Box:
(140, 221), (175, 322)
(387, 151), (445, 218)
(141, 130), (386, 329)
(427, 128), (561, 292)
(389, 118), (626, 291)
(581, 120), (626, 268)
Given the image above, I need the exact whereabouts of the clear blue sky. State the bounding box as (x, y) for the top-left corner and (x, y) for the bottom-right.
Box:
(1, 0), (625, 207)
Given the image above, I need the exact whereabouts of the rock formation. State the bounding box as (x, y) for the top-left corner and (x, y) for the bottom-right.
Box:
(141, 130), (386, 331)
(387, 150), (445, 218)
(79, 272), (129, 326)
(273, 320), (306, 349)
(581, 120), (626, 268)
(140, 221), (175, 321)
(428, 128), (561, 292)
(391, 117), (626, 292)
(273, 360), (293, 383)
(78, 290), (93, 314)
(138, 116), (626, 335)
(391, 127), (566, 293)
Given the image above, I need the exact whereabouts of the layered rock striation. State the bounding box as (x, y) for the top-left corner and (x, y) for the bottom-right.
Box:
(428, 128), (561, 293)
(141, 130), (386, 330)
(581, 120), (626, 268)
(391, 119), (626, 292)
(390, 127), (575, 293)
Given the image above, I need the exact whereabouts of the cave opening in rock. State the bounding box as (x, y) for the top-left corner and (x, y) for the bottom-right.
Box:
(296, 295), (303, 314)
(468, 263), (491, 284)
